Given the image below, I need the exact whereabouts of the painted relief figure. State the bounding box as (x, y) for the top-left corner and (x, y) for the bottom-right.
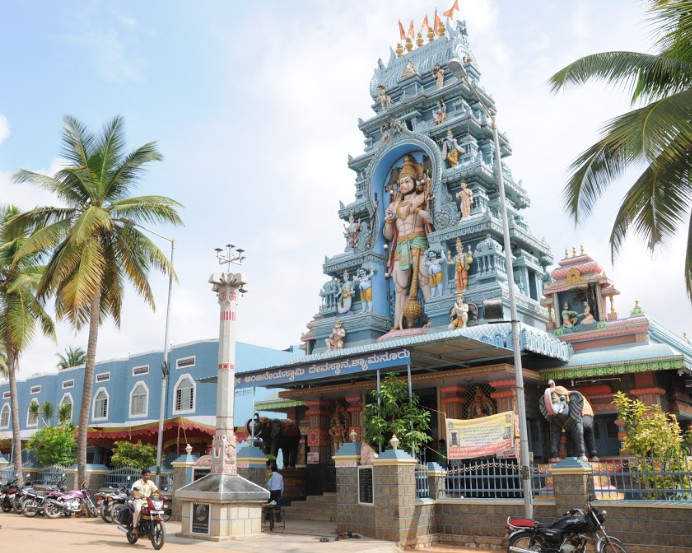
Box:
(337, 270), (354, 314)
(456, 182), (474, 219)
(424, 250), (446, 298)
(343, 213), (361, 250)
(447, 238), (473, 296)
(384, 154), (433, 329)
(354, 267), (375, 313)
(376, 84), (392, 110)
(441, 130), (465, 167)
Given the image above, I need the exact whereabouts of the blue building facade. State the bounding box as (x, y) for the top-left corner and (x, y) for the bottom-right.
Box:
(0, 340), (291, 464)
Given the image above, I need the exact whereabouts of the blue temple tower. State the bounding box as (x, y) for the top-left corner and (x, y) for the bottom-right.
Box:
(302, 19), (552, 354)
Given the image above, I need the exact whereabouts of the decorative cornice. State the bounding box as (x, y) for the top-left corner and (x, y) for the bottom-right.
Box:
(541, 356), (684, 381)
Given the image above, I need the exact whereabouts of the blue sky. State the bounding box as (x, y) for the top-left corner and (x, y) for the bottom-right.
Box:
(1, 1), (690, 374)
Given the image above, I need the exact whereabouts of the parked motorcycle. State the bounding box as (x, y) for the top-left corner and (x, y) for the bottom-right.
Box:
(506, 503), (627, 553)
(96, 487), (128, 523)
(44, 487), (92, 518)
(22, 486), (62, 518)
(117, 491), (166, 550)
(0, 480), (20, 513)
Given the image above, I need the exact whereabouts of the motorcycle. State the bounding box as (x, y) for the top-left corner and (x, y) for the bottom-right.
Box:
(506, 503), (627, 553)
(22, 486), (62, 518)
(97, 487), (128, 523)
(117, 491), (166, 550)
(0, 480), (20, 513)
(44, 487), (93, 518)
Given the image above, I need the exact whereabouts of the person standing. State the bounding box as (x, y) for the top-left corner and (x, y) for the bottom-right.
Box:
(266, 462), (284, 504)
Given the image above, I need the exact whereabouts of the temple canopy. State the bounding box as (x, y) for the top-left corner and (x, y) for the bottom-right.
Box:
(235, 323), (570, 390)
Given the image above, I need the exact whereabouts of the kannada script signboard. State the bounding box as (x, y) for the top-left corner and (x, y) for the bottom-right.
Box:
(235, 349), (411, 389)
(446, 411), (516, 460)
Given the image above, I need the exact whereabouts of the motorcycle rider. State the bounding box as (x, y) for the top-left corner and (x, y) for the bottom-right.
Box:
(131, 469), (158, 535)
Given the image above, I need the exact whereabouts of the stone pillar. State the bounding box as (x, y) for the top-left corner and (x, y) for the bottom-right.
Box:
(372, 447), (417, 544)
(333, 442), (362, 535)
(305, 399), (331, 465)
(550, 457), (593, 515)
(426, 462), (447, 499)
(237, 445), (267, 488)
(631, 373), (666, 407)
(345, 395), (364, 439)
(489, 379), (516, 413)
(171, 445), (198, 521)
(440, 385), (466, 419)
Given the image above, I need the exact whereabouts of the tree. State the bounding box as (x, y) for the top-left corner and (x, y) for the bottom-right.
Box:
(363, 375), (431, 455)
(11, 116), (182, 484)
(56, 346), (86, 370)
(549, 0), (692, 297)
(58, 402), (72, 424)
(27, 424), (76, 467)
(0, 344), (7, 378)
(0, 205), (55, 483)
(110, 441), (156, 470)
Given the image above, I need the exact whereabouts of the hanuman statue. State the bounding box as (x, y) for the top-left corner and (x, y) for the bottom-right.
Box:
(384, 154), (433, 330)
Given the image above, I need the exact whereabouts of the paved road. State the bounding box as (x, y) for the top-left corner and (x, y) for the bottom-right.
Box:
(0, 513), (495, 553)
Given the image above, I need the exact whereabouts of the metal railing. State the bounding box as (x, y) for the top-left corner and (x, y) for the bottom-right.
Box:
(104, 466), (141, 489)
(0, 466), (15, 484)
(415, 463), (430, 499)
(591, 459), (692, 502)
(444, 458), (551, 499)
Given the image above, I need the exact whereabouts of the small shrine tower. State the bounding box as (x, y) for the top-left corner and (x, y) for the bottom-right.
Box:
(303, 17), (552, 352)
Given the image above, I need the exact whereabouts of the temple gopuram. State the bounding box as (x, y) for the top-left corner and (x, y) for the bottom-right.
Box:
(237, 15), (691, 498)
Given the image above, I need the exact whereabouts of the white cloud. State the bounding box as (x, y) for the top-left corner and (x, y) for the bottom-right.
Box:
(0, 114), (9, 144)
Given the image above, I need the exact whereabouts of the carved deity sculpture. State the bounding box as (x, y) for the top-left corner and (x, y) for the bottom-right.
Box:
(401, 60), (417, 79)
(328, 404), (348, 452)
(456, 182), (474, 219)
(561, 302), (578, 328)
(447, 238), (474, 296)
(433, 100), (447, 125)
(376, 84), (392, 110)
(354, 267), (375, 313)
(467, 387), (496, 418)
(448, 296), (469, 329)
(423, 249), (446, 298)
(384, 155), (433, 329)
(539, 380), (597, 462)
(433, 64), (445, 89)
(580, 301), (595, 324)
(319, 277), (340, 311)
(441, 130), (465, 167)
(337, 270), (354, 314)
(343, 213), (361, 250)
(325, 320), (346, 350)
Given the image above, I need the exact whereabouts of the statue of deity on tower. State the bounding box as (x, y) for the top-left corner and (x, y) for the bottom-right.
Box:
(441, 130), (465, 167)
(447, 237), (474, 296)
(384, 154), (434, 330)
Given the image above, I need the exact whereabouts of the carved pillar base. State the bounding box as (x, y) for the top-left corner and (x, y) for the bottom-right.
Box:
(440, 385), (466, 419)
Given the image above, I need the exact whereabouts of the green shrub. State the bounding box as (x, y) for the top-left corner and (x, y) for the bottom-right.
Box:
(110, 441), (156, 469)
(27, 424), (76, 466)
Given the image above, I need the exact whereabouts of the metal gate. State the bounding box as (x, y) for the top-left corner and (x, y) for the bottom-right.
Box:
(39, 465), (68, 487)
(104, 466), (140, 489)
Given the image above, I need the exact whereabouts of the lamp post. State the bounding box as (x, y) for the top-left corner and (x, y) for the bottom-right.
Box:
(448, 59), (534, 518)
(135, 225), (175, 478)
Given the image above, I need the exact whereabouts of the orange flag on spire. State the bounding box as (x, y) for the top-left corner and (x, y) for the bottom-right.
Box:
(407, 19), (415, 39)
(398, 20), (406, 40)
(443, 0), (460, 18)
(422, 14), (430, 31)
(434, 10), (443, 34)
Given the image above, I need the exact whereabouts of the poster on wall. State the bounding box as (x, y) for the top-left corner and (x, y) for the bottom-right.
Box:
(445, 411), (516, 460)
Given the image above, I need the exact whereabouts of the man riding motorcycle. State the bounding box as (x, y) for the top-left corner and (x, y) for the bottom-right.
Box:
(130, 469), (158, 536)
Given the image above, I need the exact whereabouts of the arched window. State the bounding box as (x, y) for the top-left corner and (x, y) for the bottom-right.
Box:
(59, 393), (73, 423)
(129, 381), (149, 418)
(27, 398), (40, 428)
(173, 374), (195, 414)
(0, 404), (10, 428)
(92, 388), (109, 421)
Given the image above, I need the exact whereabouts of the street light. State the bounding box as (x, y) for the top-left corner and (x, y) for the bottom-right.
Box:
(136, 225), (175, 478)
(448, 58), (534, 518)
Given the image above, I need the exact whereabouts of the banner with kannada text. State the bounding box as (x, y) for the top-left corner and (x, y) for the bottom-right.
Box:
(445, 411), (516, 460)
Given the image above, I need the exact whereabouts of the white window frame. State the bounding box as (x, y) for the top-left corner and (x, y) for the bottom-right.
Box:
(172, 373), (196, 415)
(59, 393), (73, 423)
(96, 372), (110, 383)
(2, 391), (10, 399)
(92, 387), (110, 422)
(131, 365), (149, 376)
(176, 356), (196, 370)
(26, 398), (40, 428)
(0, 404), (10, 429)
(129, 381), (149, 419)
(30, 385), (41, 395)
(62, 379), (74, 389)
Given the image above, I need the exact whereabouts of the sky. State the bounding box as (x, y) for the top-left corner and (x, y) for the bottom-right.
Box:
(0, 0), (689, 377)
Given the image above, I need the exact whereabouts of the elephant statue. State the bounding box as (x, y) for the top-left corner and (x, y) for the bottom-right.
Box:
(246, 414), (300, 468)
(538, 380), (598, 463)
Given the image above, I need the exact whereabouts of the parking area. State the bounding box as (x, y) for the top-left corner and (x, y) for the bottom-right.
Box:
(0, 513), (496, 552)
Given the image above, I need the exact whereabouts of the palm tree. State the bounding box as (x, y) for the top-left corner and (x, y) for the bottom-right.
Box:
(0, 205), (55, 482)
(0, 345), (7, 379)
(549, 0), (692, 297)
(11, 115), (182, 484)
(56, 346), (86, 370)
